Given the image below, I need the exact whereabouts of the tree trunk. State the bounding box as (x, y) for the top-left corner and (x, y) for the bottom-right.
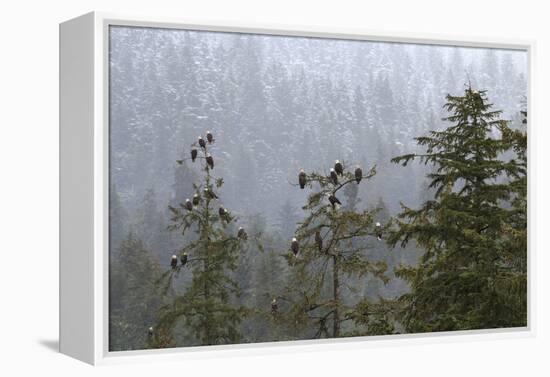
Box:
(333, 254), (340, 337)
(203, 169), (212, 344)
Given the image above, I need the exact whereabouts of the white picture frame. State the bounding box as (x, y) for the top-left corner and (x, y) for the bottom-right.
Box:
(59, 11), (535, 365)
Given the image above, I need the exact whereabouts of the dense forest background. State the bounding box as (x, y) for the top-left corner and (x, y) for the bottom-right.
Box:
(107, 26), (527, 351)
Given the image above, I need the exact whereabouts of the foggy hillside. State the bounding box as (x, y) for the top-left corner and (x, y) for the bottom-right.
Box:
(109, 26), (526, 231)
(108, 26), (527, 350)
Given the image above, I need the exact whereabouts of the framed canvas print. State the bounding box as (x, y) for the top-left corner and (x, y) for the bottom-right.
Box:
(59, 12), (533, 365)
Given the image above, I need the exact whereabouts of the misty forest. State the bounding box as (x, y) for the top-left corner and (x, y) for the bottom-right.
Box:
(107, 26), (527, 351)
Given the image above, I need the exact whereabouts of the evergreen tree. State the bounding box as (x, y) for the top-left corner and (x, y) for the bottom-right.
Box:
(389, 87), (527, 332)
(109, 184), (127, 256)
(280, 162), (390, 339)
(241, 214), (288, 342)
(356, 197), (400, 310)
(497, 109), (527, 318)
(342, 179), (360, 212)
(252, 248), (288, 341)
(276, 199), (300, 238)
(232, 214), (268, 342)
(134, 188), (170, 261)
(155, 133), (248, 346)
(109, 232), (163, 350)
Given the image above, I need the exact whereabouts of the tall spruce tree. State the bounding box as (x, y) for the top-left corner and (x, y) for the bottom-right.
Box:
(153, 133), (248, 347)
(389, 87), (527, 332)
(497, 109), (528, 320)
(279, 162), (390, 339)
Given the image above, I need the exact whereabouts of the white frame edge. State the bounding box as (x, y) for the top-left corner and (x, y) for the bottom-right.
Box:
(60, 12), (96, 364)
(59, 11), (536, 365)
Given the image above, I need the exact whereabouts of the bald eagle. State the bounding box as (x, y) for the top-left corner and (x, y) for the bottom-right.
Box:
(206, 131), (214, 144)
(291, 237), (299, 256)
(171, 255), (178, 269)
(238, 227), (248, 240)
(148, 327), (154, 337)
(328, 194), (341, 209)
(219, 206), (229, 221)
(355, 166), (363, 184)
(192, 194), (200, 206)
(191, 148), (198, 162)
(271, 298), (278, 313)
(198, 136), (206, 149)
(375, 222), (382, 241)
(334, 160), (343, 176)
(330, 168), (338, 185)
(180, 253), (188, 267)
(185, 199), (193, 211)
(298, 169), (307, 189)
(315, 230), (323, 252)
(204, 188), (218, 200)
(206, 154), (214, 169)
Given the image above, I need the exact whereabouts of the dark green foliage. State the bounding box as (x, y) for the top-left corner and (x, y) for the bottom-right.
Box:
(280, 163), (394, 338)
(389, 87), (527, 332)
(245, 220), (290, 343)
(346, 297), (399, 336)
(155, 135), (248, 346)
(109, 232), (164, 351)
(108, 28), (529, 349)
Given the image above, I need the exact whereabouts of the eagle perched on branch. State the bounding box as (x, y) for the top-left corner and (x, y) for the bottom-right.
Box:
(291, 237), (299, 256)
(328, 194), (341, 209)
(198, 136), (206, 149)
(298, 169), (306, 189)
(355, 166), (363, 184)
(330, 168), (338, 185)
(206, 130), (214, 144)
(185, 199), (193, 211)
(334, 160), (344, 176)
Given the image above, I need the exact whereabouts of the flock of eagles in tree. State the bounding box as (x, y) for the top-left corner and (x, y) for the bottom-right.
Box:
(148, 129), (384, 339)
